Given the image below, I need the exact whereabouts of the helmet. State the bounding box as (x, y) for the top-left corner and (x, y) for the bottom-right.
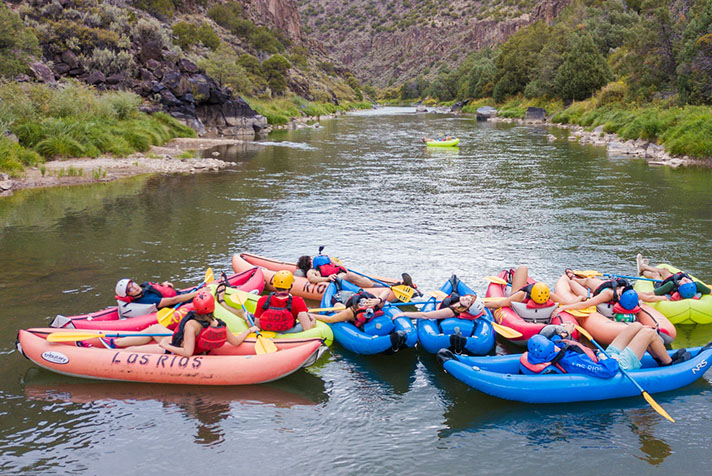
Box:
(530, 282), (550, 304)
(193, 290), (215, 315)
(115, 279), (132, 297)
(527, 334), (558, 364)
(312, 255), (330, 268)
(273, 270), (295, 290)
(468, 296), (485, 316)
(678, 282), (696, 299)
(619, 288), (639, 310)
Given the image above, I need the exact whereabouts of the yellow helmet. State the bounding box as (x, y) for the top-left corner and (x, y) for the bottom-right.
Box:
(530, 282), (550, 304)
(273, 270), (295, 290)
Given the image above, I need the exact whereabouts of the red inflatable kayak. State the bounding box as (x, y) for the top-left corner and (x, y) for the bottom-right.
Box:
(17, 328), (326, 385)
(486, 270), (579, 345)
(233, 252), (403, 301)
(49, 267), (265, 331)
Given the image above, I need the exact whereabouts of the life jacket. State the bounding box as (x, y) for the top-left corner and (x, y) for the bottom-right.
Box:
(259, 293), (296, 332)
(115, 282), (177, 303)
(593, 279), (637, 320)
(346, 291), (384, 328)
(520, 339), (598, 374)
(316, 262), (348, 277)
(171, 312), (227, 355)
(438, 293), (482, 320)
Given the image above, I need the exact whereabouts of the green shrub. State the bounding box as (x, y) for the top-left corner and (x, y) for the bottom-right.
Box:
(0, 3), (40, 78)
(172, 21), (198, 50)
(207, 2), (255, 38)
(249, 26), (283, 53)
(197, 24), (220, 50)
(134, 0), (175, 19)
(0, 136), (43, 175)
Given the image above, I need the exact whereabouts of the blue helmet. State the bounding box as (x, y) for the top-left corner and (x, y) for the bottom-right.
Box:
(312, 255), (330, 268)
(527, 334), (558, 364)
(619, 288), (639, 310)
(678, 282), (697, 299)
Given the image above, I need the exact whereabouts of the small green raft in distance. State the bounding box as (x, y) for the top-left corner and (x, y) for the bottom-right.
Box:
(426, 138), (459, 147)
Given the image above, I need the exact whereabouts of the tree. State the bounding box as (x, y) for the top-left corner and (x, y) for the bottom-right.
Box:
(493, 22), (552, 101)
(0, 3), (40, 78)
(262, 54), (291, 95)
(555, 33), (612, 100)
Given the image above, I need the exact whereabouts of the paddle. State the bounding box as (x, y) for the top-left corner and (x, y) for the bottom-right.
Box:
(388, 292), (523, 339)
(156, 268), (214, 327)
(573, 270), (662, 283)
(574, 324), (675, 423)
(485, 275), (508, 285)
(346, 268), (417, 303)
(224, 294), (345, 314)
(48, 331), (172, 342)
(230, 293), (277, 355)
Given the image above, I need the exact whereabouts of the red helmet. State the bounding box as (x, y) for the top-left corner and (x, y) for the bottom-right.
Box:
(193, 291), (215, 315)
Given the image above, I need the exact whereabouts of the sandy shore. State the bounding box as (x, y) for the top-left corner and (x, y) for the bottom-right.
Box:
(0, 138), (246, 197)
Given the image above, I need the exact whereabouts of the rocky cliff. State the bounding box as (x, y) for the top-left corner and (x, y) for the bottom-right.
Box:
(298, 0), (571, 86)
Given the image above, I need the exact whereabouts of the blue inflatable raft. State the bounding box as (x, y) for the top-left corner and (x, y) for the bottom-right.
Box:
(320, 280), (417, 355)
(438, 346), (712, 404)
(416, 275), (495, 355)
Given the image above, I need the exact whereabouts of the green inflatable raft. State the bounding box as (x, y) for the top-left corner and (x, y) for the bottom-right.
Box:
(213, 286), (334, 346)
(426, 138), (459, 147)
(634, 264), (712, 325)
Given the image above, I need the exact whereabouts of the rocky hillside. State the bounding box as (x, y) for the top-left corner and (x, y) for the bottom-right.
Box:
(2, 0), (361, 135)
(297, 0), (571, 87)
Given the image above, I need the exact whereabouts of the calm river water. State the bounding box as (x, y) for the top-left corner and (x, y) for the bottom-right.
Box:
(1, 107), (712, 474)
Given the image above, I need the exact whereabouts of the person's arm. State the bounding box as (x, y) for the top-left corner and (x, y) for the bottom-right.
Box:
(226, 326), (259, 347)
(695, 281), (711, 295)
(558, 290), (611, 311)
(483, 290), (525, 309)
(638, 291), (668, 302)
(297, 312), (316, 330)
(550, 292), (585, 304)
(653, 281), (674, 296)
(158, 320), (199, 356)
(306, 269), (330, 284)
(158, 290), (198, 309)
(312, 308), (355, 323)
(399, 307), (457, 320)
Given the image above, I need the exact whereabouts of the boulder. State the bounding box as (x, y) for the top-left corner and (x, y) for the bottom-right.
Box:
(145, 59), (161, 71)
(139, 68), (154, 81)
(86, 70), (106, 84)
(476, 105), (497, 121)
(54, 63), (71, 75)
(29, 62), (55, 83)
(162, 71), (191, 97)
(106, 74), (124, 85)
(525, 107), (547, 121)
(159, 89), (182, 107)
(178, 58), (199, 74)
(61, 50), (80, 69)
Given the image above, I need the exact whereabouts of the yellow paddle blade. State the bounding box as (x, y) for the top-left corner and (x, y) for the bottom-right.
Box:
(642, 391), (675, 423)
(572, 269), (601, 278)
(492, 322), (522, 339)
(574, 325), (593, 341)
(204, 267), (214, 283)
(391, 285), (415, 303)
(255, 335), (277, 354)
(428, 290), (448, 299)
(485, 276), (508, 285)
(47, 332), (106, 342)
(308, 304), (346, 313)
(156, 307), (176, 327)
(566, 307), (596, 318)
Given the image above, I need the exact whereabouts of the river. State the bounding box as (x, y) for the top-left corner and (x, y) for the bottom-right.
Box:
(1, 107), (712, 474)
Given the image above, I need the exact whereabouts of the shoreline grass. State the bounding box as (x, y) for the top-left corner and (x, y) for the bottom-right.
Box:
(0, 81), (195, 176)
(246, 95), (372, 125)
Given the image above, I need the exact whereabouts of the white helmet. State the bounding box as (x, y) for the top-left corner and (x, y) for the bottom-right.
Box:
(115, 278), (132, 297)
(469, 296), (485, 316)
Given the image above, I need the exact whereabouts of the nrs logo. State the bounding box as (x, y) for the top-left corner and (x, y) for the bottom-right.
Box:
(692, 360), (707, 374)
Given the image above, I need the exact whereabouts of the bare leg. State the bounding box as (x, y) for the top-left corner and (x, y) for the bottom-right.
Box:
(114, 323), (171, 347)
(511, 265), (529, 292)
(641, 264), (673, 281)
(341, 272), (375, 288)
(625, 326), (672, 365)
(556, 275), (589, 301)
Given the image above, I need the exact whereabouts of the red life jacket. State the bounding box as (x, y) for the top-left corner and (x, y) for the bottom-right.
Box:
(115, 282), (177, 303)
(194, 323), (228, 354)
(317, 262), (347, 277)
(171, 312), (227, 355)
(259, 293), (296, 332)
(346, 291), (384, 328)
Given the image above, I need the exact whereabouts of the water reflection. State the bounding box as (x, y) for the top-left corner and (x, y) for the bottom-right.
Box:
(628, 409), (672, 465)
(22, 368), (328, 446)
(330, 349), (419, 396)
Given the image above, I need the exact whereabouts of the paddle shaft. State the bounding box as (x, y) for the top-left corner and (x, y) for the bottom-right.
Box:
(575, 325), (674, 423)
(157, 268), (214, 324)
(605, 273), (661, 283)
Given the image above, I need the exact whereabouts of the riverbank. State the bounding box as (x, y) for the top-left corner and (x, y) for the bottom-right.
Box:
(0, 137), (241, 197)
(489, 116), (709, 169)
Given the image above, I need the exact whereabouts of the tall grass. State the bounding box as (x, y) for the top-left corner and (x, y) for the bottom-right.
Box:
(246, 95), (373, 125)
(0, 81), (195, 172)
